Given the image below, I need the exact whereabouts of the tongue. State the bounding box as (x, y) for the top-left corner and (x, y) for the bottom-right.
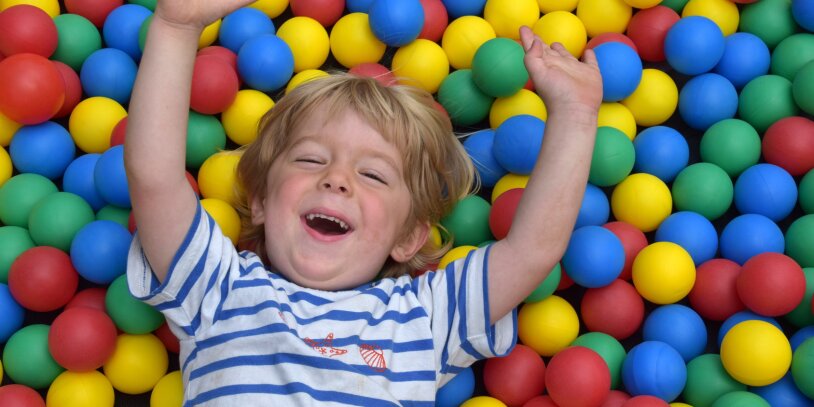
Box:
(307, 217), (347, 235)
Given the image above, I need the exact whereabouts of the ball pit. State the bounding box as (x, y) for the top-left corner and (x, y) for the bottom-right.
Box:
(61, 154), (102, 211)
(678, 72), (738, 131)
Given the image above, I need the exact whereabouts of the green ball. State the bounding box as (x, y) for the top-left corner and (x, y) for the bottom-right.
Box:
(138, 14), (153, 53)
(683, 354), (746, 407)
(740, 0), (799, 49)
(186, 111), (227, 169)
(792, 337), (814, 398)
(770, 33), (814, 80)
(786, 214), (814, 268)
(738, 75), (799, 134)
(437, 69), (494, 127)
(800, 169), (814, 214)
(105, 274), (165, 334)
(471, 37), (529, 98)
(671, 163), (734, 221)
(589, 126), (635, 187)
(524, 263), (561, 303)
(711, 391), (770, 407)
(700, 119), (762, 178)
(785, 268), (814, 328)
(660, 0), (689, 13)
(28, 192), (95, 252)
(571, 332), (626, 389)
(96, 205), (132, 229)
(0, 226), (35, 284)
(793, 60), (814, 115)
(1, 324), (65, 389)
(441, 195), (494, 247)
(52, 13), (103, 71)
(129, 0), (156, 10)
(0, 173), (59, 227)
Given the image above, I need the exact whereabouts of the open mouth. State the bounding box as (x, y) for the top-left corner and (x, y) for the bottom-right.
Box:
(304, 213), (352, 236)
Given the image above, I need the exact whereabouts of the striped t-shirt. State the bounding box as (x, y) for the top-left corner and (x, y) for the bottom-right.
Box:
(127, 202), (517, 406)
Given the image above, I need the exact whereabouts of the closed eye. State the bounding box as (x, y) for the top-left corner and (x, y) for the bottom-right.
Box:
(295, 157), (323, 164)
(362, 172), (387, 185)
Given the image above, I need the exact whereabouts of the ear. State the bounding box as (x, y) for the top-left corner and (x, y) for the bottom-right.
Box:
(250, 195), (265, 225)
(390, 221), (430, 263)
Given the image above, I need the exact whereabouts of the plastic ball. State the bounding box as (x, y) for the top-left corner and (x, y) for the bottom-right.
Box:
(492, 114), (545, 175)
(562, 226), (624, 288)
(0, 173), (58, 227)
(700, 119), (761, 178)
(643, 304), (707, 362)
(201, 198), (241, 246)
(63, 0), (122, 27)
(621, 68), (678, 127)
(524, 263), (562, 303)
(664, 16), (724, 75)
(597, 102), (636, 140)
(786, 215), (814, 268)
(585, 32), (638, 53)
(53, 60), (83, 119)
(491, 173), (529, 203)
(0, 384), (45, 407)
(625, 6), (680, 63)
(441, 0), (486, 18)
(185, 112), (226, 169)
(237, 34), (294, 92)
(678, 73), (738, 131)
(70, 220), (132, 284)
(791, 326), (814, 351)
(277, 16), (329, 72)
(0, 146), (8, 188)
(683, 354), (746, 407)
(801, 171), (814, 214)
(471, 37), (528, 97)
(720, 214), (785, 265)
(151, 371), (183, 407)
(0, 283), (24, 342)
(48, 307), (117, 372)
(489, 89), (546, 129)
(595, 42), (642, 102)
(713, 32), (770, 89)
(786, 267), (814, 327)
(196, 18), (221, 49)
(61, 155), (104, 211)
(0, 4), (57, 57)
(546, 346), (610, 407)
(28, 191), (95, 251)
(682, 0), (739, 35)
(576, 0), (632, 38)
(688, 258), (744, 321)
(66, 287), (108, 312)
(218, 7), (274, 53)
(103, 333), (168, 394)
(0, 111), (22, 147)
(603, 390), (632, 406)
(348, 63), (395, 86)
(632, 242), (696, 304)
(794, 60), (814, 116)
(575, 183), (610, 229)
(712, 391), (770, 407)
(68, 96), (127, 153)
(438, 69), (494, 126)
(531, 11), (587, 58)
(329, 13), (386, 68)
(392, 39), (449, 93)
(721, 320), (792, 386)
(718, 311), (783, 348)
(482, 0), (538, 40)
(46, 370), (114, 407)
(622, 341), (687, 402)
(437, 245), (476, 269)
(96, 205), (132, 230)
(792, 337), (814, 399)
(483, 344), (546, 406)
(0, 53), (64, 125)
(417, 0), (447, 42)
(437, 368), (476, 407)
(752, 373), (813, 407)
(740, 0), (799, 49)
(9, 121), (76, 180)
(632, 126), (688, 183)
(734, 163), (797, 221)
(603, 221), (646, 281)
(736, 252), (805, 317)
(368, 0), (424, 46)
(290, 0), (344, 27)
(80, 47), (137, 105)
(571, 332), (627, 389)
(102, 4), (151, 61)
(739, 74), (799, 134)
(461, 396), (507, 407)
(198, 150), (241, 206)
(518, 295), (579, 356)
(94, 145), (130, 208)
(441, 195), (493, 247)
(8, 246), (78, 312)
(655, 211), (717, 265)
(189, 54), (238, 114)
(671, 162), (733, 221)
(105, 274), (164, 334)
(793, 0), (814, 30)
(152, 321), (180, 354)
(462, 129), (507, 188)
(0, 226), (34, 283)
(624, 396), (671, 406)
(537, 0), (578, 12)
(2, 324), (64, 389)
(222, 89), (274, 146)
(770, 33), (814, 81)
(197, 45), (238, 72)
(489, 188), (522, 240)
(611, 173), (672, 233)
(580, 279), (644, 340)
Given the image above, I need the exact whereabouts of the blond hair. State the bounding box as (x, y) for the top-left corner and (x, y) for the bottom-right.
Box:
(236, 73), (475, 279)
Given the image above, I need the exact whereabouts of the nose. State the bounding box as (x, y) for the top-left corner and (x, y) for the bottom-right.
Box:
(320, 165), (351, 195)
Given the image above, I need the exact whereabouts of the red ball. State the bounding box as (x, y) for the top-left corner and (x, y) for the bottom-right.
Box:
(688, 258), (744, 321)
(0, 384), (45, 407)
(581, 279), (644, 340)
(762, 116), (814, 176)
(625, 6), (680, 62)
(621, 395), (669, 407)
(603, 221), (648, 281)
(348, 62), (397, 86)
(198, 45), (239, 76)
(290, 0), (346, 27)
(489, 188), (524, 240)
(186, 170), (201, 196)
(8, 246), (79, 312)
(586, 33), (638, 54)
(154, 321), (181, 354)
(557, 270), (575, 291)
(601, 390), (632, 407)
(190, 54), (239, 115)
(736, 252), (806, 316)
(66, 287), (109, 312)
(0, 53), (65, 125)
(483, 344), (546, 406)
(546, 346), (611, 407)
(48, 307), (118, 371)
(64, 0), (124, 27)
(418, 0), (448, 43)
(523, 395), (559, 407)
(53, 61), (83, 118)
(0, 5), (58, 58)
(110, 116), (128, 146)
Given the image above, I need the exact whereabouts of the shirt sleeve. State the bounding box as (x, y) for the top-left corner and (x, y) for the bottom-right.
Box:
(414, 245), (518, 386)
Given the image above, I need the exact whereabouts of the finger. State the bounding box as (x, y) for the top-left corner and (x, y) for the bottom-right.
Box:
(519, 26), (535, 51)
(550, 42), (574, 59)
(581, 48), (599, 67)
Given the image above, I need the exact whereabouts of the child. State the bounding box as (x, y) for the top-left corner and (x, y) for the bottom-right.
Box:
(125, 0), (602, 405)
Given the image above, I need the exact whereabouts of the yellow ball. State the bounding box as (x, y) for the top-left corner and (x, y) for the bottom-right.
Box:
(632, 241), (695, 304)
(442, 16), (496, 70)
(670, 404), (693, 407)
(598, 102), (636, 140)
(150, 371), (183, 407)
(532, 11), (587, 58)
(0, 145), (11, 188)
(0, 111), (21, 147)
(489, 89), (547, 129)
(461, 396), (508, 407)
(278, 16), (330, 72)
(46, 370), (114, 407)
(248, 0), (289, 18)
(330, 13), (386, 69)
(103, 334), (168, 395)
(69, 97), (128, 154)
(611, 173), (672, 232)
(491, 173), (529, 203)
(621, 68), (678, 127)
(623, 0), (663, 9)
(286, 69), (330, 94)
(576, 0), (632, 37)
(0, 0), (59, 17)
(201, 198), (241, 246)
(0, 358), (3, 382)
(198, 150), (242, 207)
(721, 320), (792, 386)
(438, 245), (477, 269)
(392, 39), (449, 94)
(518, 295), (579, 356)
(429, 225), (443, 248)
(682, 0), (739, 36)
(222, 89), (275, 146)
(537, 0), (579, 13)
(483, 0), (540, 40)
(199, 19), (221, 49)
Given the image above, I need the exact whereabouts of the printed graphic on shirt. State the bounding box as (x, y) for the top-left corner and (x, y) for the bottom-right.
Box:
(359, 343), (387, 372)
(304, 333), (348, 357)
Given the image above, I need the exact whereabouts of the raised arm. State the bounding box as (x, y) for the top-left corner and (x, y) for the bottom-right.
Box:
(125, 0), (252, 282)
(487, 26), (603, 323)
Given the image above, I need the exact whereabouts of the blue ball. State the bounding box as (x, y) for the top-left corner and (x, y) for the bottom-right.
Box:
(94, 145), (131, 208)
(719, 214), (785, 265)
(621, 341), (687, 402)
(237, 34), (294, 92)
(735, 163), (798, 222)
(63, 154), (105, 211)
(793, 0), (814, 32)
(664, 16), (725, 75)
(655, 211), (718, 265)
(714, 32), (771, 89)
(678, 73), (738, 131)
(642, 304), (707, 362)
(717, 311), (782, 348)
(102, 4), (152, 61)
(632, 126), (689, 183)
(463, 129), (507, 188)
(9, 121), (75, 180)
(436, 367), (475, 407)
(0, 283), (24, 343)
(441, 0), (487, 18)
(70, 220), (133, 284)
(492, 114), (545, 174)
(594, 42), (643, 102)
(369, 0), (425, 47)
(219, 7), (276, 54)
(791, 326), (814, 351)
(562, 225), (624, 288)
(753, 373), (814, 407)
(80, 47), (138, 104)
(346, 0), (375, 12)
(575, 183), (610, 229)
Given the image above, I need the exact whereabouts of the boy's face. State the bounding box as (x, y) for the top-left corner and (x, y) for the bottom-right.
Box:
(251, 109), (428, 290)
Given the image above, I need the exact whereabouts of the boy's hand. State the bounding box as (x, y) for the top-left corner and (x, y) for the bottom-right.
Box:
(154, 0), (255, 31)
(519, 26), (603, 117)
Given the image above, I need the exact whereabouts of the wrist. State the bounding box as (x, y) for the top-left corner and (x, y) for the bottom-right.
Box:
(149, 15), (205, 40)
(546, 104), (599, 127)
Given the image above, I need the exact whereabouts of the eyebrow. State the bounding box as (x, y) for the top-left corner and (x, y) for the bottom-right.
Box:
(291, 136), (403, 176)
